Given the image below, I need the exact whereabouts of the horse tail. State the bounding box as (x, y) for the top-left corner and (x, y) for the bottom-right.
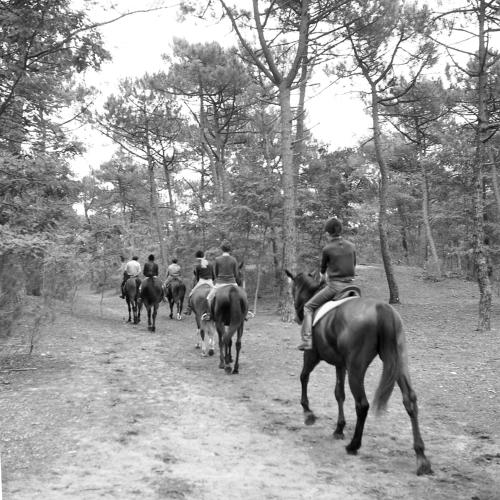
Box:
(373, 303), (403, 415)
(222, 287), (247, 344)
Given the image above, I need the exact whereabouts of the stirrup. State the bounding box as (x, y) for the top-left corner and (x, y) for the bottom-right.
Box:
(201, 312), (211, 321)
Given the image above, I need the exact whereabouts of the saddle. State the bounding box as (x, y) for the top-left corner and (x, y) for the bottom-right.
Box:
(312, 286), (361, 327)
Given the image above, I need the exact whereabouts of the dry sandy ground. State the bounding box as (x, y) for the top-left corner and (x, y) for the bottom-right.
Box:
(0, 265), (499, 499)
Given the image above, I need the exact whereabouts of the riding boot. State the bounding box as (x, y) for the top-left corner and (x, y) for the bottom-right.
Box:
(297, 310), (313, 351)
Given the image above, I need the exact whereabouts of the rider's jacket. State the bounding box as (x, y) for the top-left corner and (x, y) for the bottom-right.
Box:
(143, 261), (159, 278)
(320, 236), (356, 282)
(214, 253), (239, 285)
(125, 260), (141, 276)
(194, 258), (214, 282)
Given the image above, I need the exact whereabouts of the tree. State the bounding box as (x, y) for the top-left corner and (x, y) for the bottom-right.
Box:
(437, 0), (500, 330)
(338, 0), (435, 303)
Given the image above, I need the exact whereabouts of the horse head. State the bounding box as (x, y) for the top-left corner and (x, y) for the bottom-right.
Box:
(285, 270), (322, 322)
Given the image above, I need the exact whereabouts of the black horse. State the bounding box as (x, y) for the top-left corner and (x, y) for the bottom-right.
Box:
(210, 285), (248, 374)
(124, 277), (140, 324)
(139, 277), (163, 332)
(285, 270), (432, 476)
(165, 278), (186, 320)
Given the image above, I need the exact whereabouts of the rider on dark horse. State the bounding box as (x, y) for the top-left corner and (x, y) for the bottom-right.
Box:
(141, 254), (159, 292)
(120, 256), (141, 299)
(164, 258), (181, 293)
(297, 217), (357, 351)
(203, 241), (241, 320)
(184, 250), (215, 316)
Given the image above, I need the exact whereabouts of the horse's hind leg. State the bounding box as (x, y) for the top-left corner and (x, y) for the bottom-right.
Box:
(231, 326), (244, 374)
(346, 366), (369, 454)
(300, 351), (320, 425)
(333, 366), (347, 439)
(397, 370), (433, 475)
(151, 304), (158, 332)
(127, 300), (132, 322)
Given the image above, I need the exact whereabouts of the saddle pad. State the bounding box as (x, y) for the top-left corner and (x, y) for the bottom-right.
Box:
(313, 296), (359, 326)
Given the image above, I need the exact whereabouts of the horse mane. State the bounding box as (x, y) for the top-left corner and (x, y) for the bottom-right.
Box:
(296, 272), (322, 294)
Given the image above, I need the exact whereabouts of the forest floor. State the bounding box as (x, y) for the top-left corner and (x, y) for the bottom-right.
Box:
(0, 264), (499, 499)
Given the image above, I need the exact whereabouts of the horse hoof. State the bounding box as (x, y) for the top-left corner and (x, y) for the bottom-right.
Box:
(304, 413), (316, 426)
(225, 366), (232, 374)
(345, 444), (358, 455)
(201, 351), (208, 358)
(416, 459), (433, 476)
(219, 363), (225, 369)
(333, 431), (344, 440)
(195, 344), (201, 349)
(208, 349), (214, 356)
(231, 369), (238, 375)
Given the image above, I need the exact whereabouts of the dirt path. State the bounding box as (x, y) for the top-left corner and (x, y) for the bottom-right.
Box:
(1, 266), (499, 499)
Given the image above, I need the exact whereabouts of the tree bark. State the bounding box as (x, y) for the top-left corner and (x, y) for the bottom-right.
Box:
(420, 158), (441, 278)
(371, 83), (400, 303)
(279, 84), (298, 321)
(472, 0), (492, 331)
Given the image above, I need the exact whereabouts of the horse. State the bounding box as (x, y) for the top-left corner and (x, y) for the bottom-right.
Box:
(165, 278), (186, 320)
(139, 277), (163, 332)
(124, 277), (140, 324)
(210, 284), (248, 374)
(285, 270), (432, 476)
(189, 283), (216, 357)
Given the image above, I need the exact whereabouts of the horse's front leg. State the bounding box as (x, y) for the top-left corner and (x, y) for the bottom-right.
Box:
(333, 366), (346, 439)
(301, 351), (320, 425)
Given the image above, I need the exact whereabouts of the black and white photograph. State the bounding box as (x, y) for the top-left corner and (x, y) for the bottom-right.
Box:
(0, 1), (499, 498)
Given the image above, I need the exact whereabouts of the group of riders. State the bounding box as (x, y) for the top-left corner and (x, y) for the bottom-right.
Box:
(119, 217), (357, 352)
(120, 240), (244, 320)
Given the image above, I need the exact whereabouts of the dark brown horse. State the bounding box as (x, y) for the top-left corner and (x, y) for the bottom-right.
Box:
(124, 277), (140, 324)
(165, 278), (186, 320)
(190, 283), (216, 357)
(210, 285), (248, 374)
(285, 270), (432, 476)
(139, 277), (163, 332)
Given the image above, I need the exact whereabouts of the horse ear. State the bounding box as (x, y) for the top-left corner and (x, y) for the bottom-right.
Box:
(285, 269), (295, 281)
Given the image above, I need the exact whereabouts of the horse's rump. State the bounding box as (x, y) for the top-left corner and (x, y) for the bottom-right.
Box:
(141, 277), (163, 304)
(213, 285), (248, 333)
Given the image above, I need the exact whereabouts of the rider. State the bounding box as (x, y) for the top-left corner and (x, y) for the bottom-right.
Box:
(120, 255), (141, 298)
(164, 258), (181, 292)
(184, 250), (215, 316)
(203, 241), (240, 320)
(297, 217), (357, 351)
(141, 254), (159, 292)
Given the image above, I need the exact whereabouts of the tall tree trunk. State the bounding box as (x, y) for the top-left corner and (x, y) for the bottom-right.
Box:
(488, 148), (500, 216)
(293, 46), (309, 200)
(420, 158), (441, 278)
(163, 162), (178, 240)
(279, 84), (297, 321)
(473, 0), (492, 331)
(371, 84), (400, 303)
(146, 143), (166, 268)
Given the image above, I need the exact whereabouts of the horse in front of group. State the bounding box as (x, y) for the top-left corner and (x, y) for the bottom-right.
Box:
(124, 276), (141, 324)
(139, 276), (163, 332)
(210, 283), (248, 374)
(165, 278), (186, 320)
(285, 270), (432, 476)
